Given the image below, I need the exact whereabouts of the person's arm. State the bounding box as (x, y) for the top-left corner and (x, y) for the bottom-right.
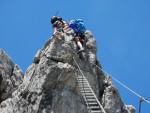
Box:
(63, 22), (69, 30)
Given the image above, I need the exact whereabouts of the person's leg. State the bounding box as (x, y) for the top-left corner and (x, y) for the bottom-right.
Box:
(77, 41), (84, 50)
(53, 27), (57, 34)
(75, 36), (84, 52)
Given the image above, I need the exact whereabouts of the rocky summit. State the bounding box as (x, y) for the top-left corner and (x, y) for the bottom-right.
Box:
(0, 29), (135, 113)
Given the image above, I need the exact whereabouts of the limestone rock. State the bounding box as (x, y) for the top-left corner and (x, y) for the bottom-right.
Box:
(0, 30), (135, 113)
(0, 49), (23, 103)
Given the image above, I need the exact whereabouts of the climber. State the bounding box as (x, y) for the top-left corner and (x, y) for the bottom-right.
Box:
(51, 16), (68, 34)
(52, 20), (64, 34)
(68, 19), (86, 53)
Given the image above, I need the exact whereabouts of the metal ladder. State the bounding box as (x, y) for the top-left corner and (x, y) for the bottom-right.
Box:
(73, 57), (106, 113)
(76, 74), (106, 113)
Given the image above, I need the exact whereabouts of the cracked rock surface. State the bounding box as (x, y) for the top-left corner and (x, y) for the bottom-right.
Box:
(0, 30), (135, 113)
(0, 49), (23, 103)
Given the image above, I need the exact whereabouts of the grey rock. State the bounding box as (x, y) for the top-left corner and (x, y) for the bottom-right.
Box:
(0, 30), (135, 113)
(102, 77), (135, 113)
(0, 49), (23, 103)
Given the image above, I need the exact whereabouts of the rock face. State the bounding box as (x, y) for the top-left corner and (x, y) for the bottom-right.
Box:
(0, 29), (135, 113)
(0, 49), (23, 103)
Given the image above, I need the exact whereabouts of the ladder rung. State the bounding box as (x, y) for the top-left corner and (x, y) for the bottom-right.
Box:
(77, 78), (86, 80)
(90, 110), (101, 113)
(90, 106), (100, 109)
(86, 99), (96, 101)
(78, 83), (88, 84)
(77, 77), (85, 79)
(77, 79), (85, 81)
(78, 83), (87, 85)
(77, 79), (87, 81)
(81, 88), (91, 90)
(77, 76), (84, 78)
(83, 95), (95, 98)
(88, 102), (98, 105)
(78, 80), (87, 82)
(81, 90), (92, 93)
(82, 93), (93, 95)
(81, 90), (90, 92)
(79, 87), (89, 89)
(79, 86), (89, 88)
(78, 83), (88, 85)
(78, 81), (87, 83)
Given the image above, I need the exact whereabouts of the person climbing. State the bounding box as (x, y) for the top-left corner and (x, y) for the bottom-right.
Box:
(52, 20), (64, 34)
(51, 16), (68, 34)
(68, 19), (86, 53)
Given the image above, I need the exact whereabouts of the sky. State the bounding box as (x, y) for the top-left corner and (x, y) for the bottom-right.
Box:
(0, 0), (150, 112)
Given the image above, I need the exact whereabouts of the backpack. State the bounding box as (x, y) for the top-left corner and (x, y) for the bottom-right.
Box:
(72, 19), (86, 35)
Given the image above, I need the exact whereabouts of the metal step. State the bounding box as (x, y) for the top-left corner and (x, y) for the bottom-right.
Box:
(90, 106), (100, 109)
(90, 110), (101, 113)
(80, 87), (91, 90)
(83, 95), (95, 98)
(79, 84), (88, 86)
(79, 86), (89, 88)
(77, 80), (86, 81)
(82, 94), (94, 97)
(79, 83), (88, 85)
(77, 77), (85, 79)
(77, 78), (86, 80)
(88, 102), (98, 105)
(79, 84), (89, 87)
(79, 82), (88, 85)
(81, 90), (92, 93)
(82, 93), (93, 95)
(86, 99), (96, 101)
(78, 81), (87, 83)
(78, 84), (88, 86)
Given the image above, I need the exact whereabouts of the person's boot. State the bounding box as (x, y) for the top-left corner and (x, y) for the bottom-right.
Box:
(78, 47), (85, 53)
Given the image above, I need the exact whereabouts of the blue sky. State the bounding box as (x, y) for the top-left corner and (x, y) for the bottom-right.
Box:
(0, 0), (150, 112)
